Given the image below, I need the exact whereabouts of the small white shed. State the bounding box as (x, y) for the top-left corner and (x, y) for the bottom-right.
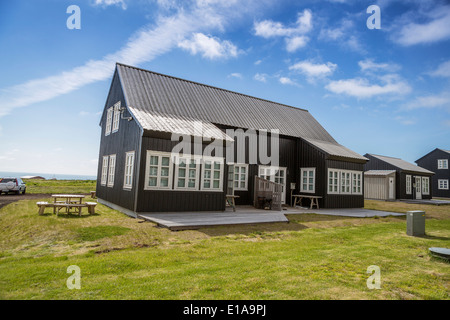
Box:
(364, 170), (396, 200)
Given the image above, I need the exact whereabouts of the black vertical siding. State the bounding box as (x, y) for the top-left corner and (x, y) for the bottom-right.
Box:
(96, 70), (142, 211)
(416, 149), (449, 198)
(364, 154), (433, 200)
(136, 135), (226, 212)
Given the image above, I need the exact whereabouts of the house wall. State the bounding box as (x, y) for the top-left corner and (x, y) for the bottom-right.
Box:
(364, 175), (395, 200)
(364, 154), (432, 200)
(96, 70), (142, 211)
(136, 135), (227, 212)
(416, 149), (449, 198)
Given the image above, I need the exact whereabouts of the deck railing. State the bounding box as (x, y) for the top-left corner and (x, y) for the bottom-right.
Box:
(253, 176), (282, 211)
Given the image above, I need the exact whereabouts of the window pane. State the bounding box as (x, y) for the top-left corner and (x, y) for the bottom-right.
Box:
(161, 167), (169, 177)
(204, 181), (210, 188)
(240, 182), (245, 188)
(188, 179), (195, 188)
(213, 180), (220, 188)
(150, 166), (158, 176)
(160, 178), (168, 187)
(149, 177), (157, 186)
(178, 168), (186, 177)
(189, 169), (196, 178)
(205, 162), (211, 169)
(178, 179), (185, 188)
(161, 157), (170, 166)
(179, 159), (186, 167)
(214, 162), (220, 170)
(150, 156), (158, 165)
(204, 170), (211, 179)
(241, 167), (246, 174)
(235, 167), (239, 174)
(214, 171), (220, 179)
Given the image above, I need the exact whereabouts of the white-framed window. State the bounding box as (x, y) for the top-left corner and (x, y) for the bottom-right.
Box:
(123, 151), (135, 189)
(144, 151), (173, 190)
(328, 169), (340, 194)
(101, 156), (109, 186)
(438, 179), (449, 190)
(422, 177), (430, 195)
(107, 154), (116, 187)
(406, 175), (412, 195)
(105, 107), (113, 136)
(233, 164), (248, 191)
(300, 168), (315, 193)
(174, 156), (200, 190)
(438, 159), (448, 169)
(201, 157), (224, 191)
(340, 171), (352, 194)
(327, 169), (363, 195)
(352, 172), (362, 195)
(112, 101), (121, 133)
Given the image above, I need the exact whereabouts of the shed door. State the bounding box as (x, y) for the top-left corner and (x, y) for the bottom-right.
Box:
(415, 176), (422, 200)
(388, 177), (395, 200)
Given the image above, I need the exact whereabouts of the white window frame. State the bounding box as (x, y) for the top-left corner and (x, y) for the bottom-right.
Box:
(406, 175), (412, 195)
(327, 169), (363, 195)
(174, 155), (201, 190)
(422, 177), (430, 195)
(300, 167), (316, 193)
(112, 101), (121, 133)
(123, 151), (135, 190)
(438, 179), (449, 190)
(201, 157), (224, 192)
(144, 151), (173, 190)
(438, 159), (448, 169)
(105, 107), (113, 136)
(352, 172), (362, 195)
(340, 170), (352, 194)
(107, 154), (116, 188)
(328, 169), (340, 194)
(233, 163), (249, 191)
(101, 156), (109, 186)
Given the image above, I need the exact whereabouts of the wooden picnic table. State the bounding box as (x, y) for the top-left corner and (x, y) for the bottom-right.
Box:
(51, 194), (86, 215)
(226, 195), (240, 212)
(292, 194), (322, 209)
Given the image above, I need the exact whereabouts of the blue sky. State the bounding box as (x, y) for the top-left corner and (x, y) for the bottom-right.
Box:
(0, 0), (449, 176)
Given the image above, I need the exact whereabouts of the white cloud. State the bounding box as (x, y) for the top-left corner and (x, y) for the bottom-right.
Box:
(428, 60), (450, 78)
(253, 73), (268, 83)
(254, 9), (312, 52)
(0, 1), (255, 117)
(394, 5), (450, 46)
(289, 60), (337, 79)
(254, 9), (312, 38)
(319, 18), (365, 53)
(254, 59), (262, 65)
(326, 75), (411, 98)
(279, 77), (295, 86)
(178, 33), (239, 60)
(404, 92), (450, 110)
(285, 36), (309, 52)
(228, 73), (243, 79)
(358, 59), (400, 72)
(93, 0), (127, 10)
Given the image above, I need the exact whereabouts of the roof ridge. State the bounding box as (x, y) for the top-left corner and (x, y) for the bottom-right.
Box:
(116, 62), (309, 113)
(368, 153), (402, 160)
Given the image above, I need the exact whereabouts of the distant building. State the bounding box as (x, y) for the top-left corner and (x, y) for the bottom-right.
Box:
(415, 148), (450, 199)
(21, 176), (45, 180)
(364, 153), (434, 200)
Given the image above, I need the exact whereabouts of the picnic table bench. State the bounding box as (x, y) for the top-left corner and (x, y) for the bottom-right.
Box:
(292, 194), (322, 209)
(36, 195), (97, 216)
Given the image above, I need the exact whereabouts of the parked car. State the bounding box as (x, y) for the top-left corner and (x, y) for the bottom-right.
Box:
(0, 177), (26, 195)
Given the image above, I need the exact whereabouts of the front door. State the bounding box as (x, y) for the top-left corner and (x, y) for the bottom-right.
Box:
(259, 166), (287, 204)
(415, 176), (422, 200)
(388, 177), (395, 199)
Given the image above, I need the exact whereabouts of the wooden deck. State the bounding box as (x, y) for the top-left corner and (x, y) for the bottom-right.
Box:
(138, 206), (289, 230)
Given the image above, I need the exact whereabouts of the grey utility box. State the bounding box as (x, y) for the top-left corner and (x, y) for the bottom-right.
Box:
(406, 210), (425, 236)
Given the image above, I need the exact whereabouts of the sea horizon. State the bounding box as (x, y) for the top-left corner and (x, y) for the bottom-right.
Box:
(0, 171), (97, 181)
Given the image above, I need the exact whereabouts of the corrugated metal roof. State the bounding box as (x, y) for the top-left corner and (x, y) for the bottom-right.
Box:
(367, 154), (434, 175)
(117, 63), (336, 141)
(303, 138), (368, 161)
(439, 149), (450, 154)
(116, 63), (366, 161)
(128, 107), (234, 142)
(364, 170), (396, 176)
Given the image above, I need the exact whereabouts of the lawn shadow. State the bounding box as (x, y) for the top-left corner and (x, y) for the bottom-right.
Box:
(198, 221), (309, 237)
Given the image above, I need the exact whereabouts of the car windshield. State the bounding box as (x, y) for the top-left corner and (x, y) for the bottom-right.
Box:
(0, 178), (16, 183)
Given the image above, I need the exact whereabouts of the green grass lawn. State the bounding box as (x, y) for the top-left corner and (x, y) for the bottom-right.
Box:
(23, 179), (96, 194)
(0, 194), (448, 300)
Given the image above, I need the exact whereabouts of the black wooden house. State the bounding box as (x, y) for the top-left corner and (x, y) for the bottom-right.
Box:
(363, 153), (434, 200)
(96, 63), (368, 217)
(416, 148), (450, 198)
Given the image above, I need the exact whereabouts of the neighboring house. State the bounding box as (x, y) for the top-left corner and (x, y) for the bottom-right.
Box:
(415, 148), (450, 199)
(363, 154), (434, 200)
(96, 63), (368, 217)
